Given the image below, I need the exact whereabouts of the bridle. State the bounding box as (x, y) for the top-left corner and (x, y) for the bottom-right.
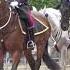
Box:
(0, 7), (12, 30)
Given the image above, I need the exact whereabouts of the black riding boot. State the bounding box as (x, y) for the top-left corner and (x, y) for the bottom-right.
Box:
(26, 27), (35, 49)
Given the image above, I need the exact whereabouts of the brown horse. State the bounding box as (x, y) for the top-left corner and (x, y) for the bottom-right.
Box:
(0, 0), (60, 70)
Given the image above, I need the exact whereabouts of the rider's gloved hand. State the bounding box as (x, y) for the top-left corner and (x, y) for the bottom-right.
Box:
(10, 1), (19, 9)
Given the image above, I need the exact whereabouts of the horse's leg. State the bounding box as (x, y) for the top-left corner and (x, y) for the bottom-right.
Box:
(0, 42), (5, 70)
(35, 44), (46, 70)
(11, 51), (21, 70)
(43, 41), (61, 70)
(0, 49), (4, 70)
(23, 49), (35, 70)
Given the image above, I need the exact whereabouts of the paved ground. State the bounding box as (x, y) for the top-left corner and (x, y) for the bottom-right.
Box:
(4, 47), (70, 70)
(4, 63), (70, 70)
(4, 63), (49, 70)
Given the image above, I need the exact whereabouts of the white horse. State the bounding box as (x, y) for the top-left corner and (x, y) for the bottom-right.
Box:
(39, 7), (70, 69)
(31, 6), (70, 69)
(32, 6), (70, 54)
(39, 7), (70, 51)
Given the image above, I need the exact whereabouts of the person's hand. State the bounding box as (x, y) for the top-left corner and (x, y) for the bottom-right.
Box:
(10, 1), (18, 9)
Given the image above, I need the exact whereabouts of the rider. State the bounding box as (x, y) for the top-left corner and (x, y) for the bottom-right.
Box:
(18, 0), (35, 49)
(10, 0), (35, 49)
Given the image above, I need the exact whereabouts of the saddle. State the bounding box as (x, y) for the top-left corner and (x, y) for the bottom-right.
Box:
(19, 11), (49, 35)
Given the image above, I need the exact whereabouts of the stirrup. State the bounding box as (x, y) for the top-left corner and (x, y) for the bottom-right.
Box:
(27, 40), (35, 50)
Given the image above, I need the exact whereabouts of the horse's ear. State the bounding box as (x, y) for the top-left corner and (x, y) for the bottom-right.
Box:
(44, 5), (46, 10)
(32, 6), (37, 11)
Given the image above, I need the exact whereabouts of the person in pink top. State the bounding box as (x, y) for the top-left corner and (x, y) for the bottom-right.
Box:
(14, 0), (35, 49)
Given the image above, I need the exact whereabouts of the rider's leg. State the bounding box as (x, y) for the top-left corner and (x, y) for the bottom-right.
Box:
(15, 3), (35, 49)
(22, 8), (35, 49)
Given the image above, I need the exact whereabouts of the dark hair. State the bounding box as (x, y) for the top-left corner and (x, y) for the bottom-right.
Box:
(18, 0), (28, 4)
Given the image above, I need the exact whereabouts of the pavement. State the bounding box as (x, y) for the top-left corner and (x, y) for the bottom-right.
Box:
(4, 62), (70, 70)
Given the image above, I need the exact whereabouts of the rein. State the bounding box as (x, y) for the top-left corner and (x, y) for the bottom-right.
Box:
(51, 30), (62, 45)
(0, 7), (12, 30)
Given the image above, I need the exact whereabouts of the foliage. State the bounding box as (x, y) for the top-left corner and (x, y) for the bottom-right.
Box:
(28, 0), (61, 10)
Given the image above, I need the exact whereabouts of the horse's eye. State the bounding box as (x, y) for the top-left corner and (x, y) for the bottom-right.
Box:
(45, 13), (48, 17)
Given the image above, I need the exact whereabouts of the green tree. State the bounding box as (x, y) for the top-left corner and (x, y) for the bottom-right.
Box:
(29, 0), (61, 10)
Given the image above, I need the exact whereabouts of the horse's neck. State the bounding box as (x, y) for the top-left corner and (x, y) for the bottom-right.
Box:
(0, 2), (10, 26)
(0, 2), (9, 17)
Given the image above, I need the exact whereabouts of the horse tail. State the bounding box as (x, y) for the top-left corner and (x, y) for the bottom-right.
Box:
(43, 41), (61, 70)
